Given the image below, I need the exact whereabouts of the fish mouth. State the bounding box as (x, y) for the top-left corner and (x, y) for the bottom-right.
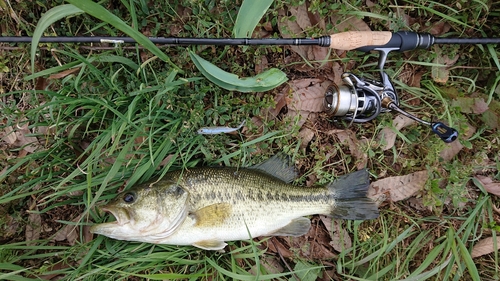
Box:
(89, 206), (130, 234)
(102, 206), (131, 226)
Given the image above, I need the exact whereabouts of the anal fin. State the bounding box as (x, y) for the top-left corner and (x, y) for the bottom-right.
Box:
(193, 240), (227, 251)
(268, 217), (311, 237)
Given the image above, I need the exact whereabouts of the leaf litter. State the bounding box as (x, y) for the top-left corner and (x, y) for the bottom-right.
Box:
(472, 237), (500, 258)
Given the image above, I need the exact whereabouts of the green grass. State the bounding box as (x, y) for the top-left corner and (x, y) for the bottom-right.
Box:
(1, 0), (499, 280)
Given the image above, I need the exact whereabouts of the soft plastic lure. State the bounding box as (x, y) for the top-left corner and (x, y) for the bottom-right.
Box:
(197, 120), (246, 135)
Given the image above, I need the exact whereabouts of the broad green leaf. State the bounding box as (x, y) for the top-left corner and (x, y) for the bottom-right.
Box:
(30, 4), (83, 75)
(189, 50), (287, 92)
(233, 0), (274, 38)
(65, 0), (180, 71)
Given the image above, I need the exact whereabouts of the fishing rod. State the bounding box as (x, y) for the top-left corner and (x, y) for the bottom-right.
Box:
(3, 31), (500, 142)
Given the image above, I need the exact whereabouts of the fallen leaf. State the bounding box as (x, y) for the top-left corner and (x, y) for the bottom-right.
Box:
(312, 45), (330, 63)
(377, 115), (416, 151)
(452, 97), (489, 114)
(255, 55), (268, 74)
(431, 45), (459, 84)
(1, 125), (17, 144)
(26, 207), (41, 245)
(249, 256), (284, 275)
(278, 8), (312, 60)
(328, 129), (368, 169)
(48, 67), (81, 79)
(475, 175), (500, 197)
(368, 170), (428, 203)
(330, 14), (371, 32)
(2, 120), (39, 153)
(53, 215), (81, 245)
(427, 21), (452, 36)
(481, 110), (499, 129)
(39, 261), (73, 280)
(330, 62), (344, 85)
(471, 237), (500, 258)
(265, 237), (294, 258)
(298, 127), (315, 149)
(471, 98), (489, 114)
(289, 81), (327, 113)
(320, 216), (352, 252)
(290, 4), (311, 31)
(279, 79), (326, 129)
(35, 77), (49, 90)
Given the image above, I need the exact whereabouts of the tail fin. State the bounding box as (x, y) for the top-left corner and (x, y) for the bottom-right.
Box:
(328, 169), (379, 220)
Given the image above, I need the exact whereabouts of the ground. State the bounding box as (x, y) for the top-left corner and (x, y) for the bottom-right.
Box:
(0, 0), (499, 280)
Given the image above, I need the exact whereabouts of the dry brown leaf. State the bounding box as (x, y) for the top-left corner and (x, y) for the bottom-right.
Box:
(440, 122), (475, 162)
(254, 55), (268, 74)
(377, 115), (416, 151)
(368, 170), (428, 203)
(278, 9), (312, 60)
(328, 129), (368, 170)
(452, 97), (489, 114)
(471, 98), (489, 114)
(249, 256), (284, 275)
(2, 121), (39, 153)
(53, 215), (81, 245)
(475, 175), (500, 197)
(289, 4), (311, 31)
(427, 21), (452, 36)
(281, 79), (325, 129)
(329, 62), (345, 85)
(330, 14), (371, 32)
(471, 237), (500, 258)
(320, 216), (352, 252)
(298, 127), (315, 149)
(431, 45), (459, 84)
(265, 92), (289, 119)
(2, 125), (17, 144)
(48, 67), (81, 79)
(26, 207), (42, 245)
(312, 45), (330, 62)
(289, 82), (327, 112)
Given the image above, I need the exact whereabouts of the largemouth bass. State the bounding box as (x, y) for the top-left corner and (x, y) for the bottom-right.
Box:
(90, 155), (379, 250)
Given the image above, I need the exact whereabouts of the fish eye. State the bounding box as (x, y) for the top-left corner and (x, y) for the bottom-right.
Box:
(123, 192), (136, 203)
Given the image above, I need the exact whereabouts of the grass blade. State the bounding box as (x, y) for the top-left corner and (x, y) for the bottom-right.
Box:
(30, 4), (83, 75)
(65, 0), (180, 71)
(233, 0), (273, 37)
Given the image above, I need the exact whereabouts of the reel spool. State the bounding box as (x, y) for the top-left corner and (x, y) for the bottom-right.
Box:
(323, 72), (458, 143)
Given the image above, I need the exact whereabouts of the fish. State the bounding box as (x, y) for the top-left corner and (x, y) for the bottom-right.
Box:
(197, 120), (246, 135)
(90, 155), (379, 250)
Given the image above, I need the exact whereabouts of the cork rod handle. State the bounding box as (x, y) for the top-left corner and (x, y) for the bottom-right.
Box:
(329, 31), (393, 50)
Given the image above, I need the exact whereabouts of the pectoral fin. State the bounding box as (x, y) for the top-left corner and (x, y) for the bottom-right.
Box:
(193, 239), (228, 251)
(192, 203), (232, 227)
(268, 217), (311, 237)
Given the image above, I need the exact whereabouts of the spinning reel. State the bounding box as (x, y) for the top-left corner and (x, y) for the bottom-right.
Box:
(324, 47), (459, 143)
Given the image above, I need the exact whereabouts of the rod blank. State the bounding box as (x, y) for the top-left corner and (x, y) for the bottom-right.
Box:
(0, 36), (331, 46)
(1, 31), (499, 51)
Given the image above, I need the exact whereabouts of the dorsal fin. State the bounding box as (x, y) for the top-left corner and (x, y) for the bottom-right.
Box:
(249, 154), (298, 183)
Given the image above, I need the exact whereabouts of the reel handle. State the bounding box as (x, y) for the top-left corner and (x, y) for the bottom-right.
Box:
(431, 122), (459, 143)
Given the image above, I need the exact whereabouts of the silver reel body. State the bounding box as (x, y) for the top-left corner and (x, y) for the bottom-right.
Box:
(323, 71), (458, 143)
